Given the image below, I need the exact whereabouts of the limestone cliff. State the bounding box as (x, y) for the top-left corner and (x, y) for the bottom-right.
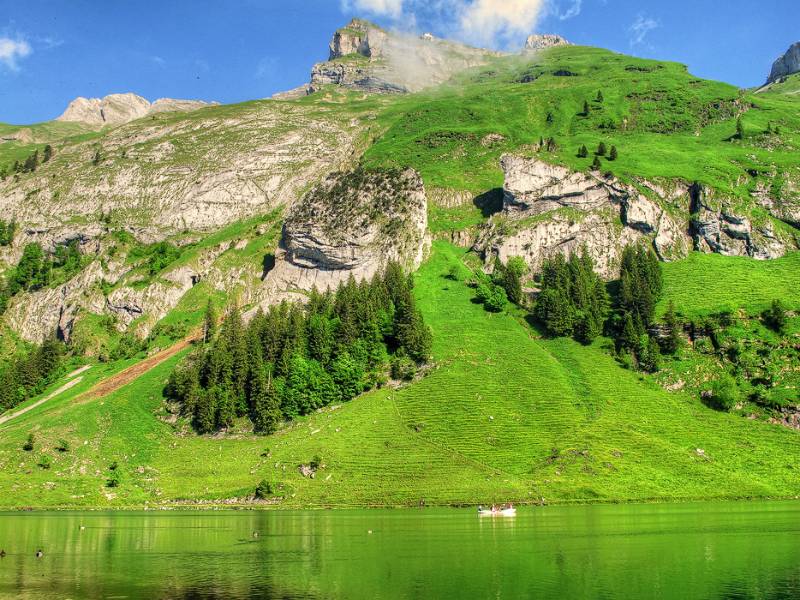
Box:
(767, 42), (800, 84)
(57, 93), (215, 127)
(476, 156), (795, 278)
(260, 167), (429, 304)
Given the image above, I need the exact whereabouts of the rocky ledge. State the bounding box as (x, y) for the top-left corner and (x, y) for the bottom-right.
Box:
(476, 155), (796, 278)
(260, 167), (429, 303)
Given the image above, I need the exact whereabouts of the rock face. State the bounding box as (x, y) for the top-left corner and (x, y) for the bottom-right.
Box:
(305, 19), (502, 95)
(476, 155), (796, 279)
(261, 167), (429, 303)
(57, 93), (213, 127)
(768, 42), (800, 84)
(1, 97), (367, 246)
(523, 34), (572, 52)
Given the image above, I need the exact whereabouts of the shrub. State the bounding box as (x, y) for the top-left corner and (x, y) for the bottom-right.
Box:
(55, 439), (70, 453)
(763, 300), (787, 333)
(255, 479), (274, 499)
(391, 353), (417, 381)
(37, 455), (51, 470)
(22, 433), (35, 452)
(703, 374), (739, 412)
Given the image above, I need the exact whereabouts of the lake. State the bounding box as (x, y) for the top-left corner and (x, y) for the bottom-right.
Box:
(1, 501), (799, 599)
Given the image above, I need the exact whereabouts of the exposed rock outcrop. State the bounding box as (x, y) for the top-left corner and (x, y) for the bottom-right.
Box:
(1, 97), (368, 246)
(260, 167), (429, 304)
(767, 42), (800, 84)
(478, 156), (797, 278)
(57, 93), (214, 127)
(304, 19), (502, 96)
(523, 34), (572, 52)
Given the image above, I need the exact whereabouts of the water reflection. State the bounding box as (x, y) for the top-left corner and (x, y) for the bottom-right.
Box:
(0, 502), (798, 599)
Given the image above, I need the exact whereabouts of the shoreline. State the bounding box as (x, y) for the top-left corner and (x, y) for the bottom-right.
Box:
(3, 493), (800, 513)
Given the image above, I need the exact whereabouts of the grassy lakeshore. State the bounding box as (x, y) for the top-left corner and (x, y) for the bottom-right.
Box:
(1, 242), (798, 509)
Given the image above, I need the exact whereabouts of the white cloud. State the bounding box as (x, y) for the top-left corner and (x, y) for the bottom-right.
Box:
(341, 0), (404, 19)
(0, 37), (32, 71)
(556, 0), (582, 20)
(458, 0), (546, 47)
(341, 0), (553, 49)
(629, 14), (658, 47)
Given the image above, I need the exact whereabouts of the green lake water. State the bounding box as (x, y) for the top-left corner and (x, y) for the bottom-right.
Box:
(1, 501), (799, 599)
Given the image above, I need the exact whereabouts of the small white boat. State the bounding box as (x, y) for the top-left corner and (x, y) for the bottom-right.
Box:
(478, 506), (517, 517)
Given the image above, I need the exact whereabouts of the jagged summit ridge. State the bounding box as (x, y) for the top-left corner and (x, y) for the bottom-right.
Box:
(57, 92), (215, 127)
(768, 42), (800, 84)
(523, 34), (571, 51)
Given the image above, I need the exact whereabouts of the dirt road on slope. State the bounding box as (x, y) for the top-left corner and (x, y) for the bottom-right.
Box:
(75, 335), (199, 403)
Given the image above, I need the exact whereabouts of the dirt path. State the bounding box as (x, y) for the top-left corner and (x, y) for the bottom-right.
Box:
(0, 376), (86, 427)
(75, 335), (199, 403)
(0, 335), (198, 428)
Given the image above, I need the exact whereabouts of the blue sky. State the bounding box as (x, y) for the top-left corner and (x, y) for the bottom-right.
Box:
(0, 0), (797, 124)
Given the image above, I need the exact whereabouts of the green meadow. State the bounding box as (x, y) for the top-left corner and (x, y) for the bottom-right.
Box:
(1, 242), (798, 509)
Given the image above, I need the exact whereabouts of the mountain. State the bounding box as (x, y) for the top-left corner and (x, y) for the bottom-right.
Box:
(767, 42), (800, 84)
(0, 20), (799, 509)
(57, 93), (216, 127)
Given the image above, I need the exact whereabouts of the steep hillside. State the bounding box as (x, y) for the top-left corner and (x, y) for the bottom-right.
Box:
(0, 243), (798, 509)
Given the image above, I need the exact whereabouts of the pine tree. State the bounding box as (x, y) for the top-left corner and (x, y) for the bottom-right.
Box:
(577, 145), (588, 158)
(735, 117), (744, 140)
(250, 367), (282, 434)
(597, 142), (607, 156)
(609, 146), (618, 161)
(43, 145), (53, 163)
(203, 299), (217, 344)
(591, 156), (602, 171)
(546, 111), (554, 124)
(583, 100), (590, 116)
(596, 90), (604, 103)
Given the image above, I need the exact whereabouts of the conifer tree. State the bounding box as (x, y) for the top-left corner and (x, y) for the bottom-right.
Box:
(597, 142), (607, 156)
(596, 90), (604, 103)
(609, 146), (618, 161)
(578, 145), (588, 158)
(591, 156), (602, 171)
(735, 117), (744, 140)
(583, 100), (590, 116)
(203, 299), (217, 344)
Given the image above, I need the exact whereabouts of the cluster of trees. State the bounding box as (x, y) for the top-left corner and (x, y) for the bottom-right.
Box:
(0, 339), (64, 412)
(0, 241), (83, 315)
(533, 245), (680, 372)
(534, 250), (608, 344)
(0, 145), (53, 180)
(472, 256), (527, 313)
(612, 245), (667, 371)
(165, 262), (432, 434)
(577, 142), (618, 169)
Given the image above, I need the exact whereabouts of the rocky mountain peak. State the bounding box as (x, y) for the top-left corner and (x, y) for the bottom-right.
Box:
(57, 93), (214, 127)
(329, 18), (384, 60)
(523, 34), (572, 52)
(768, 42), (800, 84)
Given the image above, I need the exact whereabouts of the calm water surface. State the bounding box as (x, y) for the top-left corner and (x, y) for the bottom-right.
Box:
(0, 501), (799, 599)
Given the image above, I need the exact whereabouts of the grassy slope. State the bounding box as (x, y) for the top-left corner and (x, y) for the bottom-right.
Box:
(361, 46), (800, 230)
(658, 251), (800, 318)
(1, 242), (798, 509)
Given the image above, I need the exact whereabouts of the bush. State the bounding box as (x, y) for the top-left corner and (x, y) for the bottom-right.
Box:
(391, 353), (417, 381)
(446, 265), (460, 281)
(703, 374), (739, 412)
(37, 455), (51, 470)
(22, 433), (35, 452)
(55, 439), (70, 453)
(763, 300), (787, 334)
(255, 479), (274, 499)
